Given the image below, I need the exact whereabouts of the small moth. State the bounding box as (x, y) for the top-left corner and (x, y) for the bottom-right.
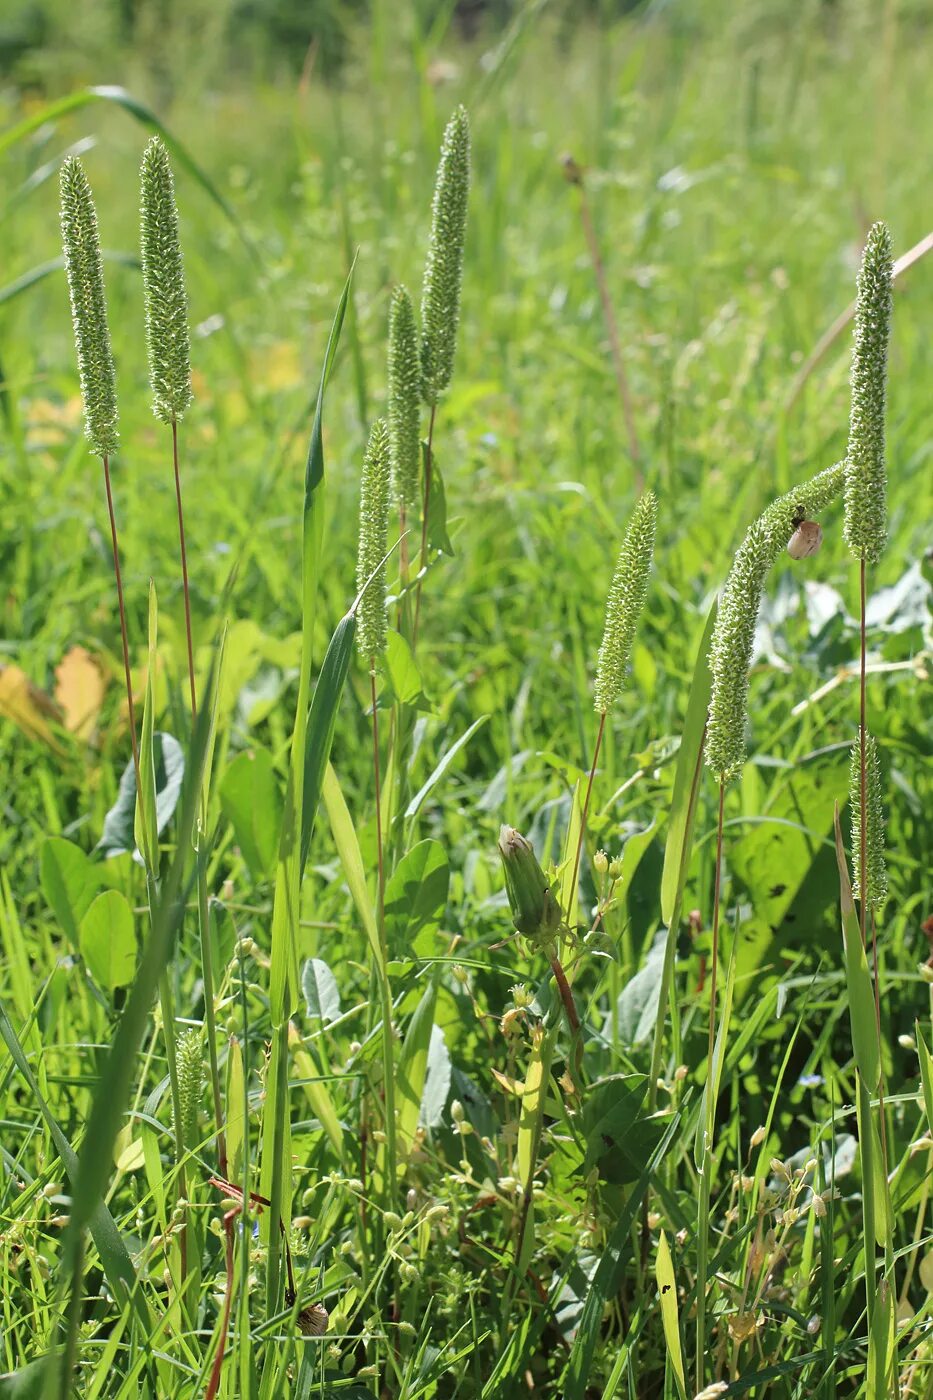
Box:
(787, 519), (823, 559)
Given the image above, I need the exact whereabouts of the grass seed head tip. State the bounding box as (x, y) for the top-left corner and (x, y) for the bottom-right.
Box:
(593, 489), (657, 714)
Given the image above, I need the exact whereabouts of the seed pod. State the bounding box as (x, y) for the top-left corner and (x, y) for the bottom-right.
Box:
(787, 520), (823, 559)
(497, 826), (562, 947)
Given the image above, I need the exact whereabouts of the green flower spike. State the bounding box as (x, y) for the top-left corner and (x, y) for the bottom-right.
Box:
(175, 1028), (204, 1153)
(355, 419), (391, 660)
(498, 826), (562, 952)
(59, 157), (118, 457)
(844, 221), (893, 566)
(705, 462), (845, 781)
(140, 136), (193, 425)
(593, 490), (657, 715)
(387, 284), (421, 508)
(850, 733), (887, 907)
(420, 106), (471, 406)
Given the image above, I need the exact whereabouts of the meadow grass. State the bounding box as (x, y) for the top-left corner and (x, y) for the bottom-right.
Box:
(0, 2), (932, 1396)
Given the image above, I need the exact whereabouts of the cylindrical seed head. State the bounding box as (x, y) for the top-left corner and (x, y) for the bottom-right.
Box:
(593, 490), (657, 715)
(59, 157), (119, 457)
(355, 419), (391, 660)
(140, 136), (193, 424)
(387, 285), (421, 508)
(850, 732), (887, 907)
(420, 106), (470, 406)
(843, 221), (893, 565)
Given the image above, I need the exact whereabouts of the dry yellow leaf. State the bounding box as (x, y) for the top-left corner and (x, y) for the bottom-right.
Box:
(55, 645), (106, 741)
(0, 664), (64, 752)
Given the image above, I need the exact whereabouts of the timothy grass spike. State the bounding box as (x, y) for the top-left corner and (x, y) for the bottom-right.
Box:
(850, 733), (887, 907)
(593, 489), (657, 714)
(420, 106), (470, 405)
(387, 284), (421, 508)
(843, 221), (893, 565)
(175, 1028), (204, 1153)
(356, 419), (391, 659)
(59, 157), (118, 457)
(140, 136), (193, 425)
(705, 462), (845, 780)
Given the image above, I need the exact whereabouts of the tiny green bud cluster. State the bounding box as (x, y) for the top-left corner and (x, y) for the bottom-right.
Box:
(705, 462), (844, 780)
(850, 732), (887, 907)
(59, 157), (119, 457)
(387, 285), (421, 508)
(497, 825), (562, 952)
(420, 107), (470, 405)
(593, 490), (657, 714)
(140, 136), (193, 425)
(355, 419), (391, 660)
(843, 221), (893, 565)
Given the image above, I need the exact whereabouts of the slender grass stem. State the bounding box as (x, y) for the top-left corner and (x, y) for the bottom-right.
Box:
(574, 180), (641, 486)
(370, 664), (385, 919)
(569, 710), (606, 929)
(412, 402), (437, 644)
(708, 780), (725, 1077)
(102, 454), (139, 778)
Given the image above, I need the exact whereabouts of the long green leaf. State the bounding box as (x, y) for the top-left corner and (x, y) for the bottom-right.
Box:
(321, 762), (381, 968)
(299, 612), (357, 878)
(0, 87), (256, 259)
(0, 1001), (150, 1333)
(396, 979), (439, 1158)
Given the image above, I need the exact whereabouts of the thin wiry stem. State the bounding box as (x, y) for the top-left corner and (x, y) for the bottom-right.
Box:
(569, 710), (606, 927)
(708, 779), (726, 1076)
(370, 664), (385, 919)
(102, 455), (139, 779)
(696, 776), (725, 1387)
(413, 402), (437, 644)
(575, 182), (641, 487)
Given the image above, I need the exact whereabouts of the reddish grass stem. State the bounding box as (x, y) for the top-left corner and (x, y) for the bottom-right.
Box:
(102, 454), (140, 780)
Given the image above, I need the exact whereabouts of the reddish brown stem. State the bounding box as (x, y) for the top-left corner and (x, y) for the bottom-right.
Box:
(708, 779), (726, 1077)
(577, 187), (642, 486)
(205, 1212), (236, 1400)
(172, 416), (197, 725)
(102, 453), (140, 781)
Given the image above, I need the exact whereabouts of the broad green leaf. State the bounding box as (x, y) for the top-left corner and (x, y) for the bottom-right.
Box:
(405, 714), (489, 820)
(97, 732), (185, 860)
(617, 929), (666, 1045)
(298, 611), (357, 880)
(581, 1074), (656, 1184)
(425, 454), (454, 556)
(79, 891), (136, 991)
(219, 748), (282, 880)
(383, 840), (449, 960)
(39, 837), (99, 949)
(382, 629), (430, 708)
(655, 1231), (687, 1400)
(397, 979), (439, 1158)
(420, 1024), (451, 1129)
(321, 762), (381, 970)
(867, 1279), (895, 1398)
(301, 958), (341, 1024)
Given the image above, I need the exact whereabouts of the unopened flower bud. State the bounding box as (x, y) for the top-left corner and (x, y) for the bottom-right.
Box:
(749, 1125), (766, 1148)
(497, 826), (562, 944)
(593, 850), (609, 875)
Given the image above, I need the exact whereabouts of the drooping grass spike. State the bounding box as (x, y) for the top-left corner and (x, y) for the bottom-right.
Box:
(356, 419), (392, 659)
(850, 733), (887, 907)
(843, 221), (893, 565)
(140, 136), (193, 425)
(387, 284), (421, 508)
(705, 462), (845, 781)
(593, 489), (657, 714)
(59, 157), (119, 457)
(420, 106), (471, 405)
